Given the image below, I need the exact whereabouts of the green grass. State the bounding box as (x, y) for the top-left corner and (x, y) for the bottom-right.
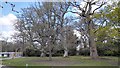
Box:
(0, 56), (8, 58)
(2, 56), (119, 68)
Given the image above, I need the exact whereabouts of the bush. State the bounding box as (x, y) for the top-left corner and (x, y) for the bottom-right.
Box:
(23, 48), (41, 57)
(52, 50), (64, 57)
(69, 48), (76, 56)
(78, 48), (90, 56)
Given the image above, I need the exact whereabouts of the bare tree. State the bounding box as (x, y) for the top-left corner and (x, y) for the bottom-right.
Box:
(15, 2), (57, 60)
(52, 2), (71, 57)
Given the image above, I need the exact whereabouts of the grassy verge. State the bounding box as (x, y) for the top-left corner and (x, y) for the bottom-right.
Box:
(0, 56), (8, 58)
(2, 56), (119, 68)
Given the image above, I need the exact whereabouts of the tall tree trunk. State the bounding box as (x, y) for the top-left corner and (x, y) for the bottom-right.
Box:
(63, 30), (69, 58)
(48, 44), (52, 61)
(48, 38), (52, 61)
(63, 48), (69, 57)
(22, 35), (25, 56)
(76, 45), (80, 56)
(88, 20), (98, 59)
(89, 34), (98, 59)
(40, 48), (46, 57)
(41, 52), (46, 57)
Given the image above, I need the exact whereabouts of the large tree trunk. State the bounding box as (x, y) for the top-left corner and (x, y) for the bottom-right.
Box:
(88, 20), (98, 59)
(63, 33), (69, 58)
(63, 49), (69, 57)
(41, 52), (46, 57)
(76, 45), (80, 56)
(76, 50), (79, 56)
(89, 34), (98, 59)
(48, 40), (52, 61)
(40, 48), (46, 57)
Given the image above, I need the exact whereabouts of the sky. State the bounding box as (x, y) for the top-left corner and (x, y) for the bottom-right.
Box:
(0, 1), (77, 42)
(0, 1), (33, 42)
(0, 0), (117, 42)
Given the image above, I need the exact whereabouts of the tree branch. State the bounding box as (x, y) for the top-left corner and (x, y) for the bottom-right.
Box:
(92, 2), (106, 14)
(5, 1), (19, 13)
(0, 5), (3, 8)
(70, 2), (85, 12)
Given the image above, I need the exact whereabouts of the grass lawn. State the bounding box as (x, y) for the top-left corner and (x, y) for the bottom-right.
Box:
(2, 56), (119, 68)
(0, 56), (8, 58)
